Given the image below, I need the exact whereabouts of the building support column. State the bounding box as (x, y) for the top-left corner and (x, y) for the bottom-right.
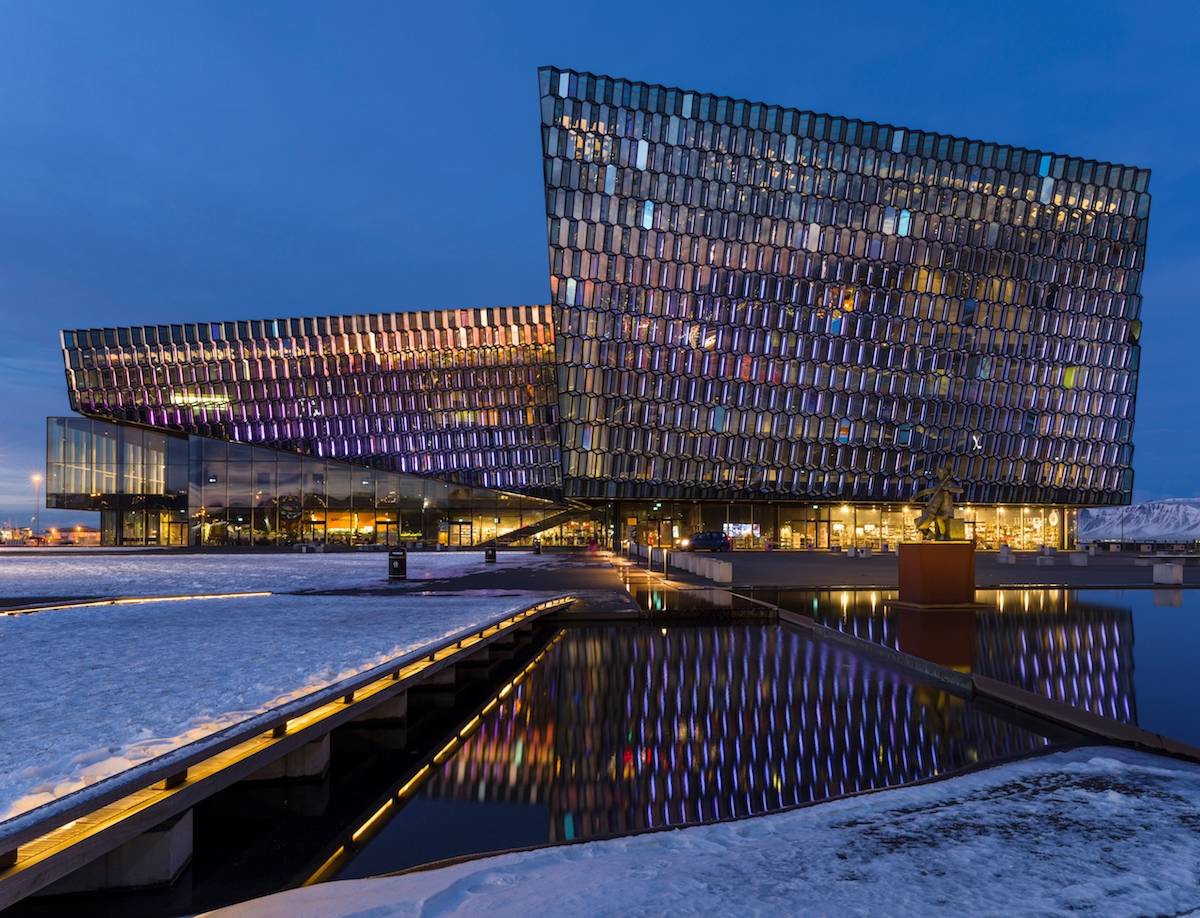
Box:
(354, 692), (407, 724)
(409, 665), (457, 708)
(37, 811), (193, 896)
(246, 734), (331, 782)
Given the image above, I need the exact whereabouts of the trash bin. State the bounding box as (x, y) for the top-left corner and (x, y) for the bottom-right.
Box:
(388, 548), (407, 580)
(485, 546), (497, 563)
(532, 538), (542, 555)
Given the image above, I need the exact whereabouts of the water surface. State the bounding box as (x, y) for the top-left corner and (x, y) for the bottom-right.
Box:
(337, 623), (1072, 878)
(747, 587), (1198, 747)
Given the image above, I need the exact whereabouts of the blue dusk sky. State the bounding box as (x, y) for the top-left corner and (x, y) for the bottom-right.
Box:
(1, 0), (1197, 525)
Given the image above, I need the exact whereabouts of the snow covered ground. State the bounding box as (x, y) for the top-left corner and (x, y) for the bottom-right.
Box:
(0, 551), (556, 600)
(0, 589), (557, 821)
(217, 746), (1200, 918)
(1079, 498), (1200, 542)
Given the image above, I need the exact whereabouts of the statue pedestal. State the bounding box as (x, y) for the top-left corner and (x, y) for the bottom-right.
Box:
(897, 541), (976, 606)
(893, 605), (977, 670)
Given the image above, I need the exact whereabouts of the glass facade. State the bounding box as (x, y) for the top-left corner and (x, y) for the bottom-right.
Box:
(539, 67), (1146, 506)
(60, 307), (561, 496)
(617, 499), (1073, 551)
(45, 67), (1150, 547)
(46, 418), (557, 547)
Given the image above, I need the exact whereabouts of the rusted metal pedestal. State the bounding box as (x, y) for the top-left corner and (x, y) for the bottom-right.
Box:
(890, 541), (985, 671)
(897, 541), (976, 605)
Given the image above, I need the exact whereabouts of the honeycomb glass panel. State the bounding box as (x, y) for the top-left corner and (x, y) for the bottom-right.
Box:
(60, 308), (561, 497)
(538, 66), (1147, 506)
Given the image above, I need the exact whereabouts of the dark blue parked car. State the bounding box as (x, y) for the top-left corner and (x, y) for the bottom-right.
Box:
(685, 531), (732, 552)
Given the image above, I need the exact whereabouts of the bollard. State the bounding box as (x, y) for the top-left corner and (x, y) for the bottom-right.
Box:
(485, 546), (497, 563)
(388, 548), (407, 580)
(1154, 562), (1183, 585)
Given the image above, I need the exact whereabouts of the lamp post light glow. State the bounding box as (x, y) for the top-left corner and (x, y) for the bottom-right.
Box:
(31, 474), (42, 538)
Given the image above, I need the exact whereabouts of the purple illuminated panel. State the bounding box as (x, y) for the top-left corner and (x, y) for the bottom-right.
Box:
(539, 66), (1148, 504)
(61, 307), (561, 495)
(416, 625), (1062, 845)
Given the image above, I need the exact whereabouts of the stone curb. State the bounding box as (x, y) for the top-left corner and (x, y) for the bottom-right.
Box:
(971, 674), (1200, 762)
(774, 608), (973, 695)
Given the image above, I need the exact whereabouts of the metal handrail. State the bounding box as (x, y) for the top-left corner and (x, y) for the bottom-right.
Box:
(0, 594), (576, 857)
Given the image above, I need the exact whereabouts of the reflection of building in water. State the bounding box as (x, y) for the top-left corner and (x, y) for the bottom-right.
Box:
(976, 590), (1136, 724)
(421, 626), (1054, 844)
(795, 590), (1136, 725)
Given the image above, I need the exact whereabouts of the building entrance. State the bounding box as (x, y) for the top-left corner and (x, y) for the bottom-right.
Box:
(806, 521), (830, 549)
(449, 521), (473, 547)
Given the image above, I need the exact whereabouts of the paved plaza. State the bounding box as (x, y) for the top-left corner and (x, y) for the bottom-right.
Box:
(665, 549), (1200, 590)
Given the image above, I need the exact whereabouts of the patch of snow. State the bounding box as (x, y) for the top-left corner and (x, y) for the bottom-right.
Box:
(0, 590), (553, 821)
(1079, 498), (1200, 542)
(213, 746), (1200, 918)
(0, 551), (559, 600)
(0, 546), (176, 553)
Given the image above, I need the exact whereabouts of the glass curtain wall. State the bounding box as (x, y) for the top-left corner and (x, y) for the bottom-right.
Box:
(618, 500), (1073, 551)
(188, 437), (556, 548)
(60, 307), (562, 497)
(47, 417), (559, 548)
(540, 66), (1146, 509)
(47, 417), (189, 546)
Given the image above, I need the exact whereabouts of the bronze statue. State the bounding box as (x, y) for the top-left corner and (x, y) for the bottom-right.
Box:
(912, 467), (964, 540)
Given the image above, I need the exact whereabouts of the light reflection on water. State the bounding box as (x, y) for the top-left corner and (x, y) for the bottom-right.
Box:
(339, 624), (1068, 877)
(624, 583), (739, 613)
(748, 587), (1199, 747)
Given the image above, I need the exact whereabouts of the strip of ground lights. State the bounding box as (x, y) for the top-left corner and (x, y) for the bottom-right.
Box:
(2, 591), (273, 616)
(304, 629), (569, 885)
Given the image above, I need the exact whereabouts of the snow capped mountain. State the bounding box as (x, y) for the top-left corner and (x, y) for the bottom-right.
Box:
(1078, 499), (1200, 542)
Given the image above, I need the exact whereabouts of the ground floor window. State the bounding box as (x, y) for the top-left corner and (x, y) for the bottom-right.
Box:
(98, 501), (1076, 552)
(103, 510), (190, 546)
(613, 502), (1075, 551)
(537, 518), (601, 547)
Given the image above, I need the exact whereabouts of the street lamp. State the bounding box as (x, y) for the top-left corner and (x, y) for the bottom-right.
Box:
(31, 474), (42, 538)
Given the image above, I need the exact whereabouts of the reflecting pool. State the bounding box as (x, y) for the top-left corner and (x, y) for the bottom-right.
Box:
(11, 620), (1084, 918)
(747, 587), (1199, 747)
(336, 624), (1072, 878)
